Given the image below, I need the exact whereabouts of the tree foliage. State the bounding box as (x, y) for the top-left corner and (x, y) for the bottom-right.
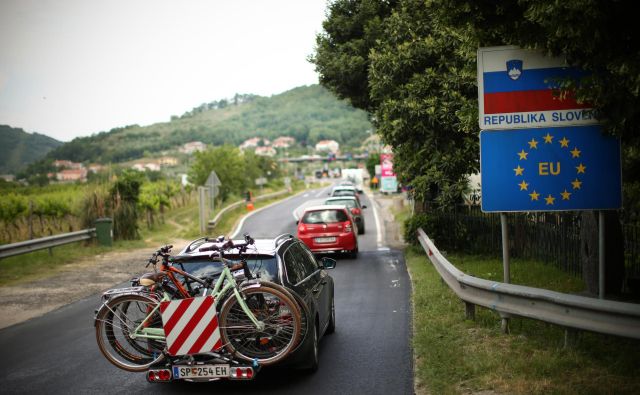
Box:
(312, 0), (640, 210)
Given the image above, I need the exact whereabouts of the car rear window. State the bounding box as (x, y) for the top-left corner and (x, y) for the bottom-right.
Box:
(175, 255), (278, 283)
(326, 199), (356, 208)
(302, 209), (348, 224)
(333, 190), (355, 197)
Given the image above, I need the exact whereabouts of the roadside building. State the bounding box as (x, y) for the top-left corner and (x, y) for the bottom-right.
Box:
(53, 160), (83, 169)
(56, 168), (88, 182)
(158, 156), (178, 166)
(272, 136), (295, 149)
(180, 141), (207, 154)
(240, 137), (271, 151)
(315, 140), (340, 154)
(255, 146), (277, 157)
(88, 164), (104, 173)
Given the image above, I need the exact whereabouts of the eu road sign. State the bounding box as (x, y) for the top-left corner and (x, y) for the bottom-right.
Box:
(480, 125), (621, 212)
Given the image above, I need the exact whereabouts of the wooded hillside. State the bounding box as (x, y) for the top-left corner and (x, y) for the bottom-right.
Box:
(43, 85), (372, 164)
(0, 125), (63, 174)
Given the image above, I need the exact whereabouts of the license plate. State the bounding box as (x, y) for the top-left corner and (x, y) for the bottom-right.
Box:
(173, 365), (229, 379)
(315, 237), (336, 243)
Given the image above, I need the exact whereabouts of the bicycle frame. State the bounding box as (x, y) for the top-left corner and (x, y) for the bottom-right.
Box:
(127, 258), (265, 344)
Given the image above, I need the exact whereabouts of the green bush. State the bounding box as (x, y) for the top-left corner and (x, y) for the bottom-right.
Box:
(404, 211), (468, 250)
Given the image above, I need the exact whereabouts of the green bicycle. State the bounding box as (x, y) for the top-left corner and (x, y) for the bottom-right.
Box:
(94, 236), (302, 372)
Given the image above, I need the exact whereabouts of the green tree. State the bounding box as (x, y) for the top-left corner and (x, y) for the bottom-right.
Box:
(313, 0), (479, 208)
(110, 170), (142, 240)
(312, 0), (638, 293)
(188, 145), (250, 201)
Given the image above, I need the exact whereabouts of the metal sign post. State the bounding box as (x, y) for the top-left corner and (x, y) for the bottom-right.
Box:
(500, 213), (511, 332)
(197, 186), (208, 235)
(599, 211), (605, 299)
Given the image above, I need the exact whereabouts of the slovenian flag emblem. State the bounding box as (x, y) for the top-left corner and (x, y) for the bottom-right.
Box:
(478, 46), (597, 130)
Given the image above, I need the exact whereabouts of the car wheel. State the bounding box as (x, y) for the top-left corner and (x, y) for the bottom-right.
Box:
(358, 223), (365, 235)
(349, 246), (358, 259)
(305, 320), (319, 373)
(326, 296), (335, 334)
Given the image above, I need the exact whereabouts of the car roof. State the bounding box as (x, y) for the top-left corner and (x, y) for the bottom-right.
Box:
(332, 185), (356, 191)
(176, 237), (285, 258)
(325, 196), (357, 202)
(303, 204), (349, 212)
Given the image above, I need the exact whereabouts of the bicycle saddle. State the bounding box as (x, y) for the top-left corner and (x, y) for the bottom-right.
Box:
(139, 271), (167, 287)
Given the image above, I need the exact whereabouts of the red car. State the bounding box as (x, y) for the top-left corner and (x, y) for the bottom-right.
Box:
(297, 205), (359, 258)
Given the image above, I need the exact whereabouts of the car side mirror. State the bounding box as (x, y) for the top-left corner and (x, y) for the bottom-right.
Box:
(295, 220), (299, 225)
(362, 205), (367, 209)
(320, 257), (337, 269)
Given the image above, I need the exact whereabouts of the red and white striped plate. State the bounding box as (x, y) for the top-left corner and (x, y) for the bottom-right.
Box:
(159, 296), (222, 356)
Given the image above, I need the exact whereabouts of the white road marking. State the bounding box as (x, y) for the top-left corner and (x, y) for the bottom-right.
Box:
(365, 190), (384, 248)
(314, 183), (333, 198)
(230, 190), (307, 239)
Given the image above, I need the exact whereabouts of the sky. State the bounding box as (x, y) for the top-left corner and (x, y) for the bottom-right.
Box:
(0, 0), (329, 142)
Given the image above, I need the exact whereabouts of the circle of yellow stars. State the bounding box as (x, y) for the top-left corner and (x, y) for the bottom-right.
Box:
(513, 132), (585, 206)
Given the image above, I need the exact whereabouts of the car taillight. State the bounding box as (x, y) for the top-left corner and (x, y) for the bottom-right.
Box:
(147, 369), (172, 382)
(344, 222), (352, 233)
(298, 224), (306, 234)
(231, 367), (254, 379)
(351, 208), (361, 215)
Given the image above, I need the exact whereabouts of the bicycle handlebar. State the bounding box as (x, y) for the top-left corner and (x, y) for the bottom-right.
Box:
(146, 244), (173, 267)
(198, 233), (255, 253)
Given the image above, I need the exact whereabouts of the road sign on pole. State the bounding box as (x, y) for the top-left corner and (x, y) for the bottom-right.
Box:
(477, 46), (598, 130)
(480, 125), (621, 212)
(380, 153), (397, 193)
(255, 177), (267, 191)
(205, 171), (221, 212)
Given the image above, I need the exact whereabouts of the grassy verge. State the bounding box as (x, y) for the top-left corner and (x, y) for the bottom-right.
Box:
(407, 250), (640, 394)
(0, 183), (311, 287)
(386, 195), (640, 393)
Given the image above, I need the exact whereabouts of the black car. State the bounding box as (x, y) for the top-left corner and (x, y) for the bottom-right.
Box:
(173, 234), (336, 372)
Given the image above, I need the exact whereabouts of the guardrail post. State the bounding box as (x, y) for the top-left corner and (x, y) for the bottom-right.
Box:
(564, 328), (579, 348)
(464, 302), (476, 320)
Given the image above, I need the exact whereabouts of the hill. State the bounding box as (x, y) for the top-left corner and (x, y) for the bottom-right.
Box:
(45, 85), (372, 164)
(0, 125), (63, 174)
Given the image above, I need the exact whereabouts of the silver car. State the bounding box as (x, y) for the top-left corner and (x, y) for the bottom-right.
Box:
(323, 196), (367, 234)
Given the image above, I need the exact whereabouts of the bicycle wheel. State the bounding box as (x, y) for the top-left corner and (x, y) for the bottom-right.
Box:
(244, 280), (307, 347)
(95, 293), (166, 372)
(218, 286), (302, 366)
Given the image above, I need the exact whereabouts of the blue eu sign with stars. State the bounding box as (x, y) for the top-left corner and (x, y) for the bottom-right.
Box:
(480, 125), (621, 212)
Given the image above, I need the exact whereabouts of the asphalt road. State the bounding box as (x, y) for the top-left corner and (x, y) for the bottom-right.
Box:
(0, 184), (413, 394)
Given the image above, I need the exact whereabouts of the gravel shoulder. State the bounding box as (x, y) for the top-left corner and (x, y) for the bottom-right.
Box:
(0, 239), (189, 330)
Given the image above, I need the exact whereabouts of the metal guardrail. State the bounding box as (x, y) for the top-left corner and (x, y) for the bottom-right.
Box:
(417, 228), (640, 340)
(207, 189), (290, 229)
(0, 228), (96, 259)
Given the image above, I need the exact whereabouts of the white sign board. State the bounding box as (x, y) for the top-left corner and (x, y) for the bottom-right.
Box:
(477, 46), (597, 130)
(206, 171), (221, 198)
